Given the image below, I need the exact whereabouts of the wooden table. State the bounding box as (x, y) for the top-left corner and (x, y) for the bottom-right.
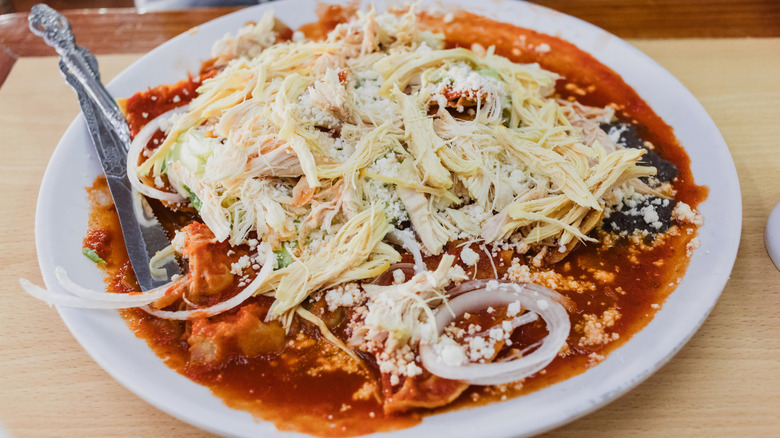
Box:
(1, 2), (779, 437)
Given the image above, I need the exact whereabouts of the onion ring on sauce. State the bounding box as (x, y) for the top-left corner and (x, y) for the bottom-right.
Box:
(420, 283), (571, 385)
(447, 279), (577, 312)
(19, 266), (169, 308)
(127, 107), (188, 204)
(387, 228), (426, 273)
(371, 262), (417, 286)
(140, 244), (275, 320)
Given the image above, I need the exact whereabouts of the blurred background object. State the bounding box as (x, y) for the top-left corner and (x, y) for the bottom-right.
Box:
(2, 0), (134, 14)
(134, 0), (265, 13)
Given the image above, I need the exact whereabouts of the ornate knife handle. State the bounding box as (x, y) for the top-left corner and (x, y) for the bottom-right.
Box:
(28, 4), (131, 150)
(28, 4), (181, 289)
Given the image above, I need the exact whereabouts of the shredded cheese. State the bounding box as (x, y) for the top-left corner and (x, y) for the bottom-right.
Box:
(130, 7), (659, 325)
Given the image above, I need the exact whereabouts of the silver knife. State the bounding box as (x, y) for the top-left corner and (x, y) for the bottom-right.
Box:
(29, 4), (181, 291)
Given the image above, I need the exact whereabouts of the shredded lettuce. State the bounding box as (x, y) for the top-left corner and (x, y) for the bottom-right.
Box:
(274, 243), (296, 270)
(477, 67), (501, 80)
(82, 248), (106, 266)
(182, 185), (202, 211)
(165, 129), (216, 178)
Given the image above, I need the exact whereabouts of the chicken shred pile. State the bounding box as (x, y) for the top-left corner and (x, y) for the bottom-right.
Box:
(130, 7), (656, 325)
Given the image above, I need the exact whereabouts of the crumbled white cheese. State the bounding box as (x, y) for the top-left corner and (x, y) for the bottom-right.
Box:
(171, 230), (187, 253)
(230, 254), (252, 274)
(466, 336), (494, 362)
(447, 318), (516, 364)
(328, 137), (355, 162)
(434, 336), (467, 366)
(672, 201), (704, 225)
(353, 69), (397, 120)
(606, 124), (628, 145)
(686, 237), (701, 256)
(298, 91), (340, 129)
(502, 320), (513, 332)
(535, 43), (551, 54)
(639, 204), (663, 229)
(460, 244), (480, 266)
(488, 327), (504, 341)
(324, 283), (364, 311)
(507, 300), (522, 317)
(369, 152), (402, 178)
(405, 362), (423, 376)
(449, 264), (467, 282)
(365, 177), (409, 224)
(428, 63), (505, 106)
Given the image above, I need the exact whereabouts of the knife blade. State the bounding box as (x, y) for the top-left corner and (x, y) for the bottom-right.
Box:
(29, 4), (181, 291)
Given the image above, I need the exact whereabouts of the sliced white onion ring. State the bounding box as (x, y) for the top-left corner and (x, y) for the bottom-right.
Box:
(20, 266), (171, 309)
(141, 245), (275, 320)
(21, 244), (273, 320)
(419, 283), (571, 385)
(148, 243), (177, 281)
(131, 188), (161, 228)
(447, 279), (576, 312)
(371, 262), (417, 286)
(388, 228), (425, 273)
(127, 107), (188, 203)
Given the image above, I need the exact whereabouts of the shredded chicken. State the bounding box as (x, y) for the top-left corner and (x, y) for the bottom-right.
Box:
(128, 7), (655, 327)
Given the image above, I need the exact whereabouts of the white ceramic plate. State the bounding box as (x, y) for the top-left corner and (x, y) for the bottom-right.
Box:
(34, 1), (741, 436)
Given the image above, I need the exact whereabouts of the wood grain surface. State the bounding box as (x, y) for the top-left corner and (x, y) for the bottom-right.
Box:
(1, 0), (778, 88)
(0, 39), (778, 437)
(1, 0), (779, 58)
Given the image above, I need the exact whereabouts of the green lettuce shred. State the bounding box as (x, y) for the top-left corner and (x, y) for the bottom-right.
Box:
(82, 248), (106, 266)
